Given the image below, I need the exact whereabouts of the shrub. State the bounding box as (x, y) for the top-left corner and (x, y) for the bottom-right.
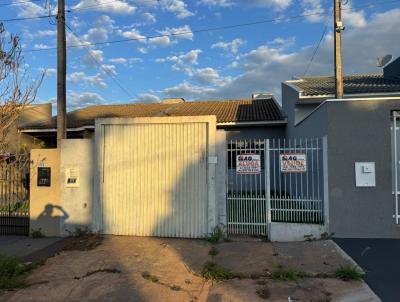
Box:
(202, 261), (236, 281)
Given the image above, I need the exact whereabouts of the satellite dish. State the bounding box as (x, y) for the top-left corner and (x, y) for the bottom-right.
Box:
(377, 54), (393, 67)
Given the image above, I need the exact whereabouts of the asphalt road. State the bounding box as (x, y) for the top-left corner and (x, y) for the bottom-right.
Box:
(335, 238), (400, 302)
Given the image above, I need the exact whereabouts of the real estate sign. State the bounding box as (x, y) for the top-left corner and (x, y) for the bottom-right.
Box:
(280, 153), (307, 173)
(236, 154), (261, 174)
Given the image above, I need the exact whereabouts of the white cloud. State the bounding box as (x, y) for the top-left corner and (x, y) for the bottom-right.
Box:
(192, 67), (220, 84)
(117, 28), (146, 42)
(136, 93), (161, 103)
(247, 0), (292, 10)
(67, 91), (105, 110)
(211, 38), (246, 55)
(39, 68), (56, 77)
(13, 0), (47, 17)
(160, 0), (194, 19)
(109, 57), (142, 66)
(101, 64), (117, 76)
(301, 0), (325, 23)
(33, 44), (50, 50)
(148, 36), (171, 46)
(81, 49), (104, 67)
(35, 30), (57, 38)
(199, 0), (233, 7)
(72, 0), (136, 14)
(138, 47), (148, 54)
(164, 82), (216, 99)
(156, 49), (202, 74)
(67, 72), (107, 88)
(142, 12), (156, 24)
(342, 5), (367, 29)
(159, 25), (194, 41)
(82, 16), (114, 43)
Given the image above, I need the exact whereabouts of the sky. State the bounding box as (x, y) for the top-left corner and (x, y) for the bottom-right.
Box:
(2, 0), (400, 111)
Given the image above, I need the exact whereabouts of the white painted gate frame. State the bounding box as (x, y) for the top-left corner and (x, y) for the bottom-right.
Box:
(91, 116), (218, 236)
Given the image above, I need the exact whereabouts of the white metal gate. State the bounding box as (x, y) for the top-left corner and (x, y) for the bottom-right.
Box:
(96, 117), (216, 238)
(392, 111), (400, 224)
(226, 138), (325, 237)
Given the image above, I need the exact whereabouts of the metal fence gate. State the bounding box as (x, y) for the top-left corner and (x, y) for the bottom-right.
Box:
(392, 111), (400, 224)
(226, 138), (325, 237)
(0, 154), (30, 235)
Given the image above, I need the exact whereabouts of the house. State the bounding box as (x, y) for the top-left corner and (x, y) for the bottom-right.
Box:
(282, 56), (400, 238)
(23, 96), (291, 238)
(2, 103), (52, 153)
(19, 95), (286, 145)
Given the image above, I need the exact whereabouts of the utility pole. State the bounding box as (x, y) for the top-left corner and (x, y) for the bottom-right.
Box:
(57, 0), (66, 145)
(334, 0), (344, 99)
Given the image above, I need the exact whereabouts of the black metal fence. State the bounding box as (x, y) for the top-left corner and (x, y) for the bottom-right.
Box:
(0, 154), (30, 235)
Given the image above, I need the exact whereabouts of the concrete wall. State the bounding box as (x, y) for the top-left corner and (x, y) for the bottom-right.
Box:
(30, 148), (62, 237)
(216, 129), (227, 226)
(60, 139), (94, 236)
(325, 99), (400, 238)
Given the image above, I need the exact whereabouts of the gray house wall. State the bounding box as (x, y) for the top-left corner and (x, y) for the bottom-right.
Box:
(325, 99), (400, 238)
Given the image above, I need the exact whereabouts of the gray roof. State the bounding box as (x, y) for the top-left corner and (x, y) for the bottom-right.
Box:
(21, 98), (286, 130)
(290, 74), (400, 97)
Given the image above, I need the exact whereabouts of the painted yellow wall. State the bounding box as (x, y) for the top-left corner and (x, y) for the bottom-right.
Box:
(29, 148), (62, 237)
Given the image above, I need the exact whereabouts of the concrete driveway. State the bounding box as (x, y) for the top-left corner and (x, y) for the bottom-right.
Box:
(1, 236), (379, 302)
(335, 238), (400, 302)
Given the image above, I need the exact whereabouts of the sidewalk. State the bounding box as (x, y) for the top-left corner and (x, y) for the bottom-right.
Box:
(0, 236), (63, 262)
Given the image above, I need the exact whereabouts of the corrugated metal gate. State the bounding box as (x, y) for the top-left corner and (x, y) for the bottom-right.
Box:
(0, 154), (30, 235)
(227, 138), (325, 237)
(97, 117), (215, 238)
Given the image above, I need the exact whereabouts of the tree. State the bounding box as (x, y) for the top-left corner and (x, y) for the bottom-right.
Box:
(0, 22), (43, 154)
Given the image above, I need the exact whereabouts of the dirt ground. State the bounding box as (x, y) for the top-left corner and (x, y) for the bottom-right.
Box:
(1, 236), (379, 302)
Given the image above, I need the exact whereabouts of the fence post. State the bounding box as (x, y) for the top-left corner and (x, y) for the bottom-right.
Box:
(322, 136), (330, 228)
(265, 139), (271, 237)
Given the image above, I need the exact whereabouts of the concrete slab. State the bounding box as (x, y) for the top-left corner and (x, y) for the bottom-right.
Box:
(0, 236), (380, 302)
(0, 236), (62, 261)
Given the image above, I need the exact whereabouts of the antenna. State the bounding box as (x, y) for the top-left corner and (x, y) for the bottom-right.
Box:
(377, 54), (393, 67)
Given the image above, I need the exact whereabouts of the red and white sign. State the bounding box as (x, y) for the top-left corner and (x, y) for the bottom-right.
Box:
(280, 153), (307, 173)
(236, 154), (261, 174)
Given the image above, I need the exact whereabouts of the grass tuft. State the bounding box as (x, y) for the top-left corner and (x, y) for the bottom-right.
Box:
(335, 266), (364, 281)
(0, 254), (37, 290)
(201, 261), (237, 281)
(206, 225), (226, 244)
(270, 268), (308, 281)
(141, 271), (159, 283)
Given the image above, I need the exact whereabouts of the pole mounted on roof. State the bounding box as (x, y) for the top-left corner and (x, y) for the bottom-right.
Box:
(57, 0), (67, 145)
(334, 0), (344, 99)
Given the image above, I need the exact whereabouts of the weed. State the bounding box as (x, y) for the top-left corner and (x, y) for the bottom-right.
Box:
(256, 287), (271, 300)
(0, 254), (37, 290)
(30, 228), (44, 238)
(68, 227), (93, 238)
(270, 268), (308, 281)
(335, 266), (364, 281)
(170, 285), (181, 291)
(206, 225), (226, 244)
(141, 271), (159, 283)
(201, 261), (236, 281)
(208, 246), (219, 256)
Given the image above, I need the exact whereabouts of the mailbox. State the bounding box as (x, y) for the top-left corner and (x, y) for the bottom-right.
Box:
(37, 167), (51, 187)
(355, 162), (376, 187)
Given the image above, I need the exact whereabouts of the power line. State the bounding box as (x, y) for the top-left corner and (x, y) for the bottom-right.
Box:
(3, 0), (400, 23)
(65, 23), (135, 99)
(303, 26), (328, 77)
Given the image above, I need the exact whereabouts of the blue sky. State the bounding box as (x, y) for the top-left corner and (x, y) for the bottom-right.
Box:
(2, 0), (400, 110)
